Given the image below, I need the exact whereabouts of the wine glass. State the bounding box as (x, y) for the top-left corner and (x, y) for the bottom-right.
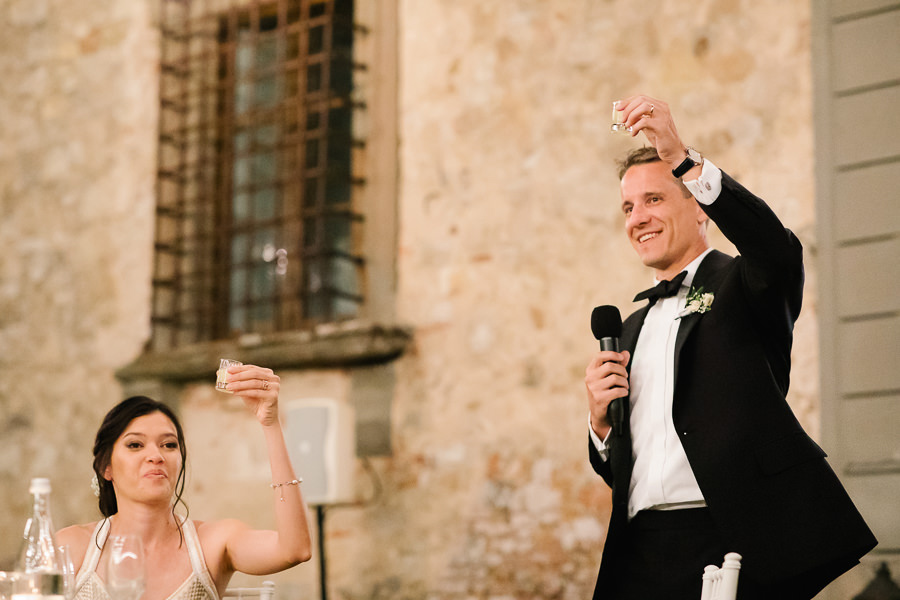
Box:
(0, 571), (15, 600)
(58, 545), (76, 600)
(106, 535), (145, 600)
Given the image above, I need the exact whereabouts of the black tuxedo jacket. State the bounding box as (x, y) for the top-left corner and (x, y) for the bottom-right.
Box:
(590, 172), (877, 597)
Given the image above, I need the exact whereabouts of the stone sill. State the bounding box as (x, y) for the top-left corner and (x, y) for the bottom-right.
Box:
(117, 321), (413, 383)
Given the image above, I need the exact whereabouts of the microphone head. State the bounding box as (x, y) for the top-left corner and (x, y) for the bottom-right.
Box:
(591, 305), (622, 340)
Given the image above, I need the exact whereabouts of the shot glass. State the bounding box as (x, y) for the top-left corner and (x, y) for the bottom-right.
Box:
(610, 101), (632, 133)
(216, 358), (242, 393)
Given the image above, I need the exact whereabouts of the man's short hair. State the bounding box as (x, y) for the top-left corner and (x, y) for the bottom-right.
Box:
(616, 146), (662, 180)
(616, 145), (692, 198)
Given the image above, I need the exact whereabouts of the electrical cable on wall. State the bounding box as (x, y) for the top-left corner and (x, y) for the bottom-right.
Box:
(313, 456), (384, 600)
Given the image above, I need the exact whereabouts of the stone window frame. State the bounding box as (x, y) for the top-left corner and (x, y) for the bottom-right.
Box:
(122, 0), (406, 382)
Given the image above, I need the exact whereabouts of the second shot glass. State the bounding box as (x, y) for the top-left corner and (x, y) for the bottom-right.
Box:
(215, 358), (243, 393)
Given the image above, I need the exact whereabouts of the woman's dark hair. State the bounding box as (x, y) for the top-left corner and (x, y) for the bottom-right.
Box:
(92, 396), (189, 529)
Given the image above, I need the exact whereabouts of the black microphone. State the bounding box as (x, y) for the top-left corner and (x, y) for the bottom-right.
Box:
(591, 305), (625, 437)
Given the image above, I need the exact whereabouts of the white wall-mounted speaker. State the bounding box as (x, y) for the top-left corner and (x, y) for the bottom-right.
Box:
(284, 398), (356, 505)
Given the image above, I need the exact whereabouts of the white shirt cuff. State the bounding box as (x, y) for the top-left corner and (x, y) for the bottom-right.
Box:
(588, 413), (610, 461)
(683, 158), (722, 205)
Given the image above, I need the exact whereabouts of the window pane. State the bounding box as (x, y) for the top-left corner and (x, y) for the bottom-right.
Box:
(250, 302), (275, 332)
(303, 217), (317, 248)
(234, 159), (251, 188)
(253, 228), (277, 261)
(257, 37), (278, 68)
(324, 215), (350, 252)
(230, 267), (247, 307)
(309, 26), (324, 54)
(236, 81), (253, 114)
(233, 191), (251, 223)
(256, 124), (278, 147)
(251, 263), (275, 301)
(231, 233), (250, 265)
(229, 305), (246, 335)
(304, 178), (319, 208)
(307, 62), (322, 92)
(253, 152), (278, 183)
(305, 139), (319, 168)
(328, 255), (358, 296)
(254, 188), (277, 221)
(256, 74), (279, 108)
(235, 131), (251, 153)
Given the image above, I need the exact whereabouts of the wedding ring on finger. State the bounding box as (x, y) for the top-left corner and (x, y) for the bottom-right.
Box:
(262, 379), (270, 391)
(649, 103), (655, 115)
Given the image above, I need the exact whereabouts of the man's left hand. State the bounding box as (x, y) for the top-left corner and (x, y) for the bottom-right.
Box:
(615, 94), (688, 169)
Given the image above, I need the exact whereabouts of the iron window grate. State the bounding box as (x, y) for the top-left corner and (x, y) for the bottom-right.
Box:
(151, 0), (364, 350)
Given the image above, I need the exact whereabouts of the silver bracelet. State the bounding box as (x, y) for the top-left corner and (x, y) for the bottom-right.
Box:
(270, 478), (302, 501)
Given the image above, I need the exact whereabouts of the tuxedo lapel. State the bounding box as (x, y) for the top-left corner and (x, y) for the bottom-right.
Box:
(672, 250), (732, 390)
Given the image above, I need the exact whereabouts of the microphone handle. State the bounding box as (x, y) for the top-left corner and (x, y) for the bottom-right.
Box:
(599, 337), (619, 353)
(599, 336), (624, 436)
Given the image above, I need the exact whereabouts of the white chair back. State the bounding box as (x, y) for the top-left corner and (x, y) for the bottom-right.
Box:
(700, 552), (742, 600)
(223, 580), (276, 599)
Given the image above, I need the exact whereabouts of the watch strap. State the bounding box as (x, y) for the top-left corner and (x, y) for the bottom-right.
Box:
(671, 147), (701, 178)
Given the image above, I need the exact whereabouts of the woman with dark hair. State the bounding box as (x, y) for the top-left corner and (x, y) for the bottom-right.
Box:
(57, 364), (312, 600)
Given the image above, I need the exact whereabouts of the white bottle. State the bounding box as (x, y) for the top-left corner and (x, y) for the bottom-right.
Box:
(13, 478), (65, 600)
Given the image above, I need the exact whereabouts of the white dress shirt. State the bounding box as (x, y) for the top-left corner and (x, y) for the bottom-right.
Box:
(590, 159), (723, 519)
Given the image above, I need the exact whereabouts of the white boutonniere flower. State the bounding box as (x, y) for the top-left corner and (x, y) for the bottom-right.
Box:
(677, 286), (714, 319)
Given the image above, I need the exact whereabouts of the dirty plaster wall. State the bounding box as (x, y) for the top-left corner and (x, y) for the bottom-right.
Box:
(0, 0), (833, 598)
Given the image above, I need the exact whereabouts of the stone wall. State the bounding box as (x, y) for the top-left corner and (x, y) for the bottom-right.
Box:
(362, 1), (819, 598)
(0, 0), (158, 567)
(0, 0), (831, 598)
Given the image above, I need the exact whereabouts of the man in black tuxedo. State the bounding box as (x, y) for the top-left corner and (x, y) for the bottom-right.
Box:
(585, 95), (876, 600)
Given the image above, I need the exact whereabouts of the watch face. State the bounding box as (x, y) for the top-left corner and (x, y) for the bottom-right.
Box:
(686, 147), (702, 164)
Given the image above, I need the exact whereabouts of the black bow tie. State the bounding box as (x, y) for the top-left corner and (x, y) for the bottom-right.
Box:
(633, 271), (688, 304)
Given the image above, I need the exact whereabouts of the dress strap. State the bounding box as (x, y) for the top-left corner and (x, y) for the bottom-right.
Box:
(180, 519), (219, 600)
(75, 519), (110, 589)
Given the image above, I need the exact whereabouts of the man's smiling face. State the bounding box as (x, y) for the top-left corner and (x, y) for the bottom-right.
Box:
(620, 161), (709, 280)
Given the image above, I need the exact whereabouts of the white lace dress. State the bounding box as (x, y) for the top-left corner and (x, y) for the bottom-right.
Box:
(72, 518), (219, 600)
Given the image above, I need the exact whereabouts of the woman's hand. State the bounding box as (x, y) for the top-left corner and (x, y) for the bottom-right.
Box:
(225, 364), (281, 426)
